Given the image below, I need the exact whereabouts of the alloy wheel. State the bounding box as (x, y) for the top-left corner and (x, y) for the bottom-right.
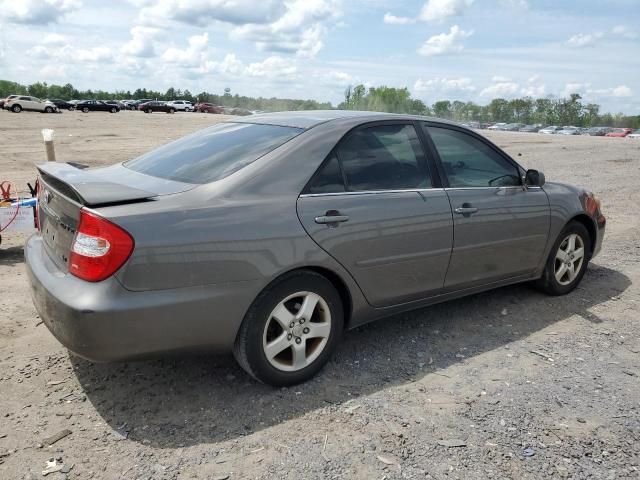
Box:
(262, 291), (331, 372)
(554, 233), (585, 285)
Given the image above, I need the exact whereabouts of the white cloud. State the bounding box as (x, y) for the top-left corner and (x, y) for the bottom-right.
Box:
(418, 0), (474, 23)
(566, 32), (603, 47)
(612, 25), (637, 39)
(325, 71), (354, 84)
(162, 33), (209, 67)
(231, 0), (340, 58)
(414, 77), (476, 93)
(417, 25), (472, 56)
(122, 26), (160, 58)
(245, 56), (297, 78)
(521, 84), (545, 97)
(480, 81), (521, 98)
(611, 85), (632, 97)
(491, 75), (511, 82)
(43, 33), (68, 45)
(383, 13), (415, 25)
(0, 0), (81, 25)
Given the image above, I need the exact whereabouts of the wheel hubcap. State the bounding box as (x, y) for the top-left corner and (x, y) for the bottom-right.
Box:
(262, 291), (331, 372)
(554, 233), (585, 286)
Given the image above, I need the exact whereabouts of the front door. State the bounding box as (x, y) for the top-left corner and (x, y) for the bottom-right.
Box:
(423, 124), (550, 290)
(297, 122), (453, 307)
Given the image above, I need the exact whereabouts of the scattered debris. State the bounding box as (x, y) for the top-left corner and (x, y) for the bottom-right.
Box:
(437, 439), (467, 448)
(576, 417), (586, 424)
(46, 380), (64, 386)
(530, 350), (554, 362)
(213, 475), (229, 480)
(41, 429), (72, 447)
(501, 308), (508, 316)
(42, 459), (64, 476)
(522, 447), (535, 457)
(376, 454), (398, 465)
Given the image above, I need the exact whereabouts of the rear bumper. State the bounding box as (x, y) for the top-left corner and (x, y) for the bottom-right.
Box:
(592, 214), (606, 259)
(25, 234), (258, 361)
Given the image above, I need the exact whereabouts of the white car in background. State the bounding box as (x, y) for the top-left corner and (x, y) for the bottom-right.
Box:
(539, 126), (562, 134)
(166, 100), (194, 112)
(628, 129), (640, 139)
(4, 95), (58, 113)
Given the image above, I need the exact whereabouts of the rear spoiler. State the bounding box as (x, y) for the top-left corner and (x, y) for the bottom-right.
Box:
(37, 163), (155, 207)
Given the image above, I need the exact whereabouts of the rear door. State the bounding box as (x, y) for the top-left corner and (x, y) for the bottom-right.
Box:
(297, 122), (453, 307)
(423, 123), (550, 290)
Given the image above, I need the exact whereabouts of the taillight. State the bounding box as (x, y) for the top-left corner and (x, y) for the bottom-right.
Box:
(69, 209), (134, 282)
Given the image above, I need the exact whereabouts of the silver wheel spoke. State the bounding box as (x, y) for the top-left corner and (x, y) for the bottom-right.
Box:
(291, 341), (307, 369)
(567, 262), (576, 281)
(271, 303), (295, 329)
(573, 247), (584, 261)
(308, 322), (331, 339)
(555, 263), (568, 282)
(556, 249), (569, 262)
(264, 333), (291, 360)
(567, 234), (576, 252)
(297, 293), (320, 321)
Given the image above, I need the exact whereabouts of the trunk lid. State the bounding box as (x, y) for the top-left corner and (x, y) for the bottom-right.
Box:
(36, 162), (194, 271)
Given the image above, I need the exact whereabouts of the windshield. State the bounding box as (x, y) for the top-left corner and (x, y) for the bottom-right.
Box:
(125, 122), (303, 184)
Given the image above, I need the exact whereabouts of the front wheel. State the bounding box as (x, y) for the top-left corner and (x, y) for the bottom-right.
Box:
(110, 107), (117, 113)
(234, 271), (343, 386)
(168, 108), (175, 114)
(82, 107), (89, 113)
(44, 106), (53, 113)
(146, 108), (152, 114)
(12, 105), (22, 113)
(535, 221), (591, 295)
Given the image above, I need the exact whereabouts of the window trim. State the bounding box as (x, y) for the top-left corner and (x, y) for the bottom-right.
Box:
(301, 120), (437, 195)
(420, 122), (526, 189)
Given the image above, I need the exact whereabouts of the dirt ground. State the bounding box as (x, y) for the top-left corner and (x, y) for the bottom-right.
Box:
(0, 110), (639, 480)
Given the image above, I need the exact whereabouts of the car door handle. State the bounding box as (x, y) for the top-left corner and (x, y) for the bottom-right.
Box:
(315, 211), (349, 224)
(454, 204), (479, 215)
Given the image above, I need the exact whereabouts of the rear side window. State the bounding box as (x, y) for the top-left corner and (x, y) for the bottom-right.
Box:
(125, 123), (302, 184)
(337, 124), (430, 191)
(426, 126), (521, 188)
(306, 154), (345, 194)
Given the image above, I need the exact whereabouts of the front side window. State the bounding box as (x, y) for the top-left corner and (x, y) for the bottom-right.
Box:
(125, 122), (302, 184)
(426, 126), (521, 188)
(336, 124), (430, 191)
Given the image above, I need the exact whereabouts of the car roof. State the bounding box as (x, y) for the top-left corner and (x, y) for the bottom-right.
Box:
(233, 109), (461, 130)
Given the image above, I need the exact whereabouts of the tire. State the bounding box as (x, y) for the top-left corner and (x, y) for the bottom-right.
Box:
(82, 107), (89, 113)
(147, 108), (152, 114)
(168, 108), (175, 114)
(110, 107), (117, 113)
(535, 221), (591, 296)
(234, 270), (344, 386)
(12, 105), (22, 113)
(68, 106), (74, 111)
(44, 106), (53, 113)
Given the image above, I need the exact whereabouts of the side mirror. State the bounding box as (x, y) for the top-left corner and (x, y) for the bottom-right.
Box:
(525, 169), (545, 187)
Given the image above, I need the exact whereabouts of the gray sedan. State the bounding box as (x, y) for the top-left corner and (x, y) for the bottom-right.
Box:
(25, 111), (606, 386)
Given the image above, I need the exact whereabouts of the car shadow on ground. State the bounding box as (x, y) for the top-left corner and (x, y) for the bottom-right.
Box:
(0, 245), (25, 267)
(72, 264), (630, 448)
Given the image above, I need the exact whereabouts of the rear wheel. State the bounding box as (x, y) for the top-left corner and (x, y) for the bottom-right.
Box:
(12, 105), (22, 113)
(110, 107), (117, 113)
(536, 221), (591, 295)
(44, 106), (53, 113)
(82, 107), (89, 113)
(146, 108), (152, 114)
(168, 108), (175, 114)
(234, 271), (343, 386)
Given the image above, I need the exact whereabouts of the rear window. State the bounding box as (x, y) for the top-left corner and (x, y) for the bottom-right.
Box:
(125, 122), (303, 184)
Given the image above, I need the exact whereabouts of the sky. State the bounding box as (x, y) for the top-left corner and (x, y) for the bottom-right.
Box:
(0, 0), (638, 113)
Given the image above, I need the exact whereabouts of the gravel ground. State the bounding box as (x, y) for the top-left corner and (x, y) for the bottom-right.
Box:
(0, 110), (639, 479)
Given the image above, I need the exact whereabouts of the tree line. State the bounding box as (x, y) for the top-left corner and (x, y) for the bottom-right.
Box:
(340, 85), (639, 128)
(1, 79), (637, 128)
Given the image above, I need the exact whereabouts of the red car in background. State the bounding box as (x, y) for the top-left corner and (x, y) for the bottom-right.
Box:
(194, 102), (224, 114)
(605, 128), (633, 137)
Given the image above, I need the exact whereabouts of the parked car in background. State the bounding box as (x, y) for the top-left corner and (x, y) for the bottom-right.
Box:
(539, 126), (562, 134)
(75, 100), (120, 113)
(584, 127), (613, 136)
(605, 128), (633, 138)
(627, 129), (640, 139)
(487, 122), (507, 130)
(47, 99), (75, 110)
(1, 94), (20, 109)
(502, 123), (524, 131)
(103, 100), (126, 109)
(4, 96), (58, 113)
(558, 127), (582, 135)
(224, 107), (252, 116)
(128, 99), (153, 110)
(167, 100), (194, 112)
(195, 102), (224, 114)
(138, 101), (176, 114)
(519, 124), (543, 133)
(26, 111), (605, 386)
